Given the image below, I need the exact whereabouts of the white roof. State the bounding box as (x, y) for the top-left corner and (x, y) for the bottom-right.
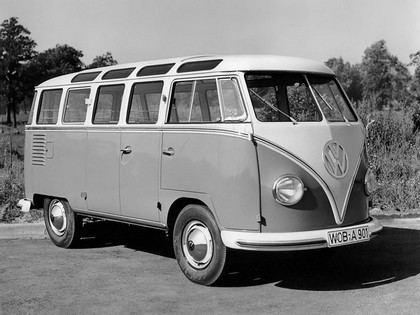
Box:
(37, 55), (334, 88)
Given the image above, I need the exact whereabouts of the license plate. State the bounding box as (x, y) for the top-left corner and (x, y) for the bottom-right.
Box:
(327, 226), (370, 247)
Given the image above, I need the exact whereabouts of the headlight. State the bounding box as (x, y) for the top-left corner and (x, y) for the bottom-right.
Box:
(364, 168), (377, 196)
(272, 176), (305, 205)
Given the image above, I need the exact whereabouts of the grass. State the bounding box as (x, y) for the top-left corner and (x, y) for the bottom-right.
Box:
(357, 101), (420, 211)
(0, 124), (27, 222)
(1, 102), (419, 222)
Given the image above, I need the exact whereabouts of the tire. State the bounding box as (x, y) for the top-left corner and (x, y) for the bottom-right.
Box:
(173, 204), (227, 285)
(43, 198), (82, 248)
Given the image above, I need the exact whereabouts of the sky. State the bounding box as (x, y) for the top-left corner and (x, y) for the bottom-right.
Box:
(1, 0), (420, 67)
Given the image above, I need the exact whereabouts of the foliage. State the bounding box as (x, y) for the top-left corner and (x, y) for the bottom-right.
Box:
(25, 44), (84, 88)
(360, 40), (413, 110)
(326, 41), (417, 112)
(0, 132), (25, 222)
(0, 17), (37, 127)
(325, 57), (363, 102)
(409, 51), (420, 103)
(0, 17), (118, 121)
(0, 128), (44, 222)
(1, 16), (420, 215)
(357, 101), (420, 211)
(88, 52), (118, 69)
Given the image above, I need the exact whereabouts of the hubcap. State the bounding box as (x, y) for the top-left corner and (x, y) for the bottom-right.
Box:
(182, 220), (213, 269)
(48, 200), (67, 236)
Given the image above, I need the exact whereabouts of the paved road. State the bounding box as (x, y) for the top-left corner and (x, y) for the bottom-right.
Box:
(1, 219), (419, 315)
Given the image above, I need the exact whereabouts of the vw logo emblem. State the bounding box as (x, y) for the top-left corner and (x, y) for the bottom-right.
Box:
(323, 140), (348, 178)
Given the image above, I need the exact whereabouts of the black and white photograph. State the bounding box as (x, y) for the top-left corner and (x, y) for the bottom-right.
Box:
(1, 0), (419, 314)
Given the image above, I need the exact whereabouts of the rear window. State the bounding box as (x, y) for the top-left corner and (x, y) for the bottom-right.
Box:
(37, 89), (63, 124)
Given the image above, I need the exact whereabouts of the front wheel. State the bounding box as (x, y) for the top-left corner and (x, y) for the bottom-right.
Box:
(43, 198), (82, 248)
(173, 204), (228, 285)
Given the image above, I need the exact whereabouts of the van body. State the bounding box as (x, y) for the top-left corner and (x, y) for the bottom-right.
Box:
(20, 55), (382, 285)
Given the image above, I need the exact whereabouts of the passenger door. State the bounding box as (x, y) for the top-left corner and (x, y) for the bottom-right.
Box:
(119, 81), (164, 222)
(86, 84), (124, 215)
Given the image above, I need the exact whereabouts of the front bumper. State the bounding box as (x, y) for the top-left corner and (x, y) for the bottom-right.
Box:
(221, 217), (383, 251)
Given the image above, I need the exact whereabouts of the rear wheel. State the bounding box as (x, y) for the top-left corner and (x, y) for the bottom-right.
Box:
(43, 198), (82, 248)
(173, 204), (227, 285)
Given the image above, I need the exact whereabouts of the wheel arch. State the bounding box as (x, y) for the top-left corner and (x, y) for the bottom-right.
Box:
(166, 197), (209, 237)
(33, 194), (69, 209)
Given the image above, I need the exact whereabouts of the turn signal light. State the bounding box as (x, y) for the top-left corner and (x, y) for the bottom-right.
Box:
(364, 168), (377, 196)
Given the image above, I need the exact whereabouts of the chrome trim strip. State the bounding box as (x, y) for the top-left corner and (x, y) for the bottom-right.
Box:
(26, 126), (88, 131)
(27, 125), (251, 137)
(162, 126), (251, 139)
(75, 209), (167, 230)
(236, 238), (327, 250)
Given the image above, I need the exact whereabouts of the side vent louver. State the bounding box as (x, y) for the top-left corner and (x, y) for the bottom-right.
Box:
(32, 134), (47, 166)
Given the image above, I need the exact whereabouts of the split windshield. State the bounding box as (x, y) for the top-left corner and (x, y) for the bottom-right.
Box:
(245, 73), (356, 123)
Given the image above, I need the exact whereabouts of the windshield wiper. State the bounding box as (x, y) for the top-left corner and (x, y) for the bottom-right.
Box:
(249, 89), (298, 125)
(311, 85), (350, 125)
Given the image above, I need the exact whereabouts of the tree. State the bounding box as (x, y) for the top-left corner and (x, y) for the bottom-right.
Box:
(361, 40), (393, 109)
(87, 52), (118, 69)
(0, 17), (36, 127)
(325, 57), (363, 102)
(389, 54), (413, 110)
(409, 51), (420, 102)
(361, 40), (412, 110)
(26, 44), (84, 86)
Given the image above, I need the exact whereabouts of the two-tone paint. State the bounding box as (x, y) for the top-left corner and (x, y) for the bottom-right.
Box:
(21, 55), (382, 255)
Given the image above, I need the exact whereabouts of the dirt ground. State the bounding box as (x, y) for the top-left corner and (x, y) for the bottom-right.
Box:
(0, 219), (419, 314)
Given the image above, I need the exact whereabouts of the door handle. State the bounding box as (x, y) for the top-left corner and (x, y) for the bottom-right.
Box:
(121, 146), (132, 154)
(162, 147), (175, 156)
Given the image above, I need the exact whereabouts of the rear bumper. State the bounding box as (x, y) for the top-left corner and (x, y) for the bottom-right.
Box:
(221, 217), (383, 251)
(17, 199), (32, 213)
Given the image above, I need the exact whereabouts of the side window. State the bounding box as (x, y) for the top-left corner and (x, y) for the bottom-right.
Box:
(219, 79), (245, 120)
(169, 81), (203, 123)
(168, 78), (245, 123)
(63, 88), (90, 123)
(206, 88), (222, 122)
(93, 85), (124, 124)
(127, 81), (163, 124)
(37, 89), (63, 124)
